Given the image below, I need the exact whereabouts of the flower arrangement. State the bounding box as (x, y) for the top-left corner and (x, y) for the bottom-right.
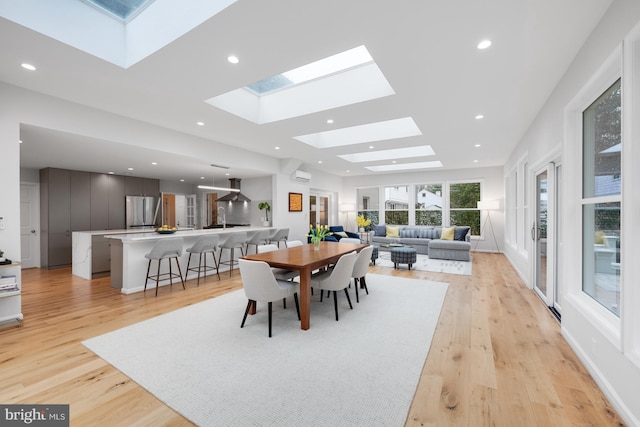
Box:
(308, 224), (331, 245)
(356, 215), (371, 230)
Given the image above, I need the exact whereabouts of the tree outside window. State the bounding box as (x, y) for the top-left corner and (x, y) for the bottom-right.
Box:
(449, 182), (481, 235)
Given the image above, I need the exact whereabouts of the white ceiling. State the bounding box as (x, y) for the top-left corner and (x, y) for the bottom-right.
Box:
(1, 0), (613, 185)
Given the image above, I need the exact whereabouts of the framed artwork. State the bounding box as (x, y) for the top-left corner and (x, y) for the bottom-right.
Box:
(288, 192), (303, 212)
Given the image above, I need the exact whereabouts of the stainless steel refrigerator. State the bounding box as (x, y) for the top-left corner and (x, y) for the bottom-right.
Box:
(125, 196), (159, 228)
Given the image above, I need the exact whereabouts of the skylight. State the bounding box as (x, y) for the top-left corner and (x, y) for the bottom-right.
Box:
(294, 117), (422, 149)
(337, 145), (435, 163)
(246, 45), (373, 95)
(365, 161), (443, 172)
(205, 45), (395, 124)
(82, 0), (155, 22)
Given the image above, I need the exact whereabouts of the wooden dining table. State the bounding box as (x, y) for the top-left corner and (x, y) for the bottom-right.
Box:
(242, 241), (367, 330)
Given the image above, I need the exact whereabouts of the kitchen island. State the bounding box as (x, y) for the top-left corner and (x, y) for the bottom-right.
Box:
(74, 227), (270, 294)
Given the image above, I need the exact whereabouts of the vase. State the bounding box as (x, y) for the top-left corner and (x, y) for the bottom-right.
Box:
(359, 227), (365, 233)
(313, 240), (321, 250)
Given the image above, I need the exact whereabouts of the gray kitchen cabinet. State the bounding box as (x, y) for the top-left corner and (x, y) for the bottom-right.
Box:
(142, 178), (160, 197)
(40, 168), (72, 268)
(125, 176), (143, 196)
(108, 175), (125, 229)
(91, 235), (111, 276)
(90, 173), (110, 231)
(70, 171), (91, 231)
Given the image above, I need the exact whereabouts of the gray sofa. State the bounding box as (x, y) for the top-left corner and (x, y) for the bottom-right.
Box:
(371, 224), (471, 261)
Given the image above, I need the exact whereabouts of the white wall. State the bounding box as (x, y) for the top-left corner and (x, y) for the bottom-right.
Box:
(503, 1), (640, 424)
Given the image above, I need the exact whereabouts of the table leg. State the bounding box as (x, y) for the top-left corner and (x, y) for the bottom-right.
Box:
(299, 267), (311, 330)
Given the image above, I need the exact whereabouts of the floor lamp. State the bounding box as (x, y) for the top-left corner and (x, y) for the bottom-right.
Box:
(474, 200), (500, 252)
(339, 203), (355, 232)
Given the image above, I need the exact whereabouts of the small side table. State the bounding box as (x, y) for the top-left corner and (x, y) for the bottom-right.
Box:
(358, 231), (371, 244)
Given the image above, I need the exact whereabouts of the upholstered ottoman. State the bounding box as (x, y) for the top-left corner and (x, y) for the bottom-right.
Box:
(428, 239), (471, 261)
(370, 245), (379, 265)
(390, 247), (417, 270)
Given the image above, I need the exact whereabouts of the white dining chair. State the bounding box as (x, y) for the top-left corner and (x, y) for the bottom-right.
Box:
(310, 251), (357, 321)
(239, 258), (300, 337)
(351, 245), (374, 303)
(285, 240), (303, 247)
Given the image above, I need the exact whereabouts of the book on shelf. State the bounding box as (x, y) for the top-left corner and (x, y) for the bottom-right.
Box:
(0, 277), (17, 285)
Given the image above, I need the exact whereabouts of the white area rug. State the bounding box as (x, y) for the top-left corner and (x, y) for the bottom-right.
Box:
(376, 251), (472, 276)
(83, 274), (448, 426)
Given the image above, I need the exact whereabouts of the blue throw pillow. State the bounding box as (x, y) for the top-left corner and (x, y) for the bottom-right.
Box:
(329, 226), (345, 233)
(373, 224), (386, 237)
(454, 226), (470, 241)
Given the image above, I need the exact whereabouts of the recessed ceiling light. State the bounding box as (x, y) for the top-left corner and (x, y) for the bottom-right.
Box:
(318, 160), (323, 164)
(227, 55), (239, 64)
(474, 144), (481, 147)
(180, 179), (185, 182)
(108, 171), (115, 175)
(19, 140), (22, 144)
(127, 167), (134, 171)
(151, 162), (158, 165)
(475, 114), (484, 120)
(473, 160), (479, 163)
(327, 119), (334, 124)
(21, 63), (36, 71)
(346, 170), (350, 173)
(225, 173), (230, 176)
(477, 40), (492, 50)
(200, 176), (205, 179)
(369, 146), (374, 149)
(197, 121), (205, 126)
(275, 146), (280, 150)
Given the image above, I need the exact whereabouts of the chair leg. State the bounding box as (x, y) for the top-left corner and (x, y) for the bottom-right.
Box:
(361, 276), (369, 294)
(333, 291), (339, 321)
(212, 250), (221, 280)
(344, 288), (353, 309)
(354, 278), (360, 303)
(283, 297), (287, 309)
(268, 301), (273, 338)
(241, 299), (253, 328)
(229, 248), (234, 277)
(293, 293), (300, 320)
(169, 258), (174, 287)
(175, 257), (185, 289)
(155, 259), (162, 296)
(196, 253), (202, 286)
(144, 260), (151, 292)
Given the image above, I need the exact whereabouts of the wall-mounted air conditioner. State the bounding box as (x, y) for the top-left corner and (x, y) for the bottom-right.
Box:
(294, 170), (311, 182)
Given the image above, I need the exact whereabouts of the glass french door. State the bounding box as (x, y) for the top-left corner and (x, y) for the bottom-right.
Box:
(309, 194), (329, 227)
(531, 163), (561, 316)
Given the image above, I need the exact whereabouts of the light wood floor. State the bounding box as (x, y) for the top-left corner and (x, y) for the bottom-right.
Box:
(0, 253), (625, 426)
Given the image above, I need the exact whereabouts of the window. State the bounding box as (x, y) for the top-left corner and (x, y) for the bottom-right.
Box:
(582, 78), (621, 316)
(384, 186), (409, 225)
(449, 182), (481, 235)
(415, 184), (442, 226)
(357, 187), (379, 226)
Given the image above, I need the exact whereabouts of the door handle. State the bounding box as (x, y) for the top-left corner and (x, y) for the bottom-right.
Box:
(531, 224), (536, 241)
(31, 229), (36, 234)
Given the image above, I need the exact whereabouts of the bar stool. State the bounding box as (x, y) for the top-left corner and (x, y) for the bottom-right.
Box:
(244, 229), (270, 254)
(144, 237), (185, 296)
(185, 235), (220, 285)
(217, 232), (247, 277)
(267, 228), (289, 247)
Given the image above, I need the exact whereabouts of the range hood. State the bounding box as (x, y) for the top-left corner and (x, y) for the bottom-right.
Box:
(216, 178), (251, 202)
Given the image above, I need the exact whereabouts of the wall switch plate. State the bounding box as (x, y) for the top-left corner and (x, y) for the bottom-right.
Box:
(0, 217), (4, 230)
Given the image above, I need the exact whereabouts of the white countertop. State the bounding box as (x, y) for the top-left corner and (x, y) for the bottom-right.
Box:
(102, 226), (268, 242)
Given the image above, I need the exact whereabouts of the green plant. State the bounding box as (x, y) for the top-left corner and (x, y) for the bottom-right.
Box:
(258, 202), (271, 221)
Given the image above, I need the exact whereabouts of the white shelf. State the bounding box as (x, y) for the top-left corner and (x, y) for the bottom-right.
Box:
(0, 262), (22, 328)
(0, 290), (20, 299)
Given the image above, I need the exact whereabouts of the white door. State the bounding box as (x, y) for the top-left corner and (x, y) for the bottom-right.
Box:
(531, 164), (559, 315)
(20, 183), (40, 268)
